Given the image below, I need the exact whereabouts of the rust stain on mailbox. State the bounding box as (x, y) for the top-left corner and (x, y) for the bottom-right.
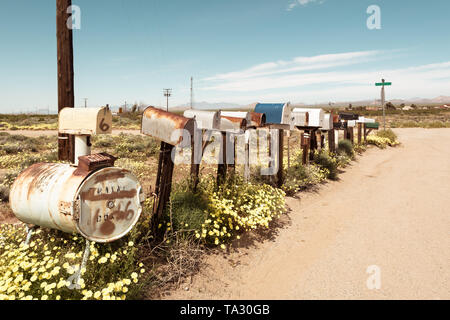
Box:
(10, 161), (143, 243)
(142, 107), (195, 146)
(220, 116), (247, 131)
(249, 112), (266, 128)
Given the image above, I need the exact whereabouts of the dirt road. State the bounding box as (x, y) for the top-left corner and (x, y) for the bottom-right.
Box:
(164, 128), (450, 300)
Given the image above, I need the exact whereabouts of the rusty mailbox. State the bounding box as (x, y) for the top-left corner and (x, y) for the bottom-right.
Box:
(142, 107), (196, 146)
(141, 107), (196, 222)
(10, 111), (145, 247)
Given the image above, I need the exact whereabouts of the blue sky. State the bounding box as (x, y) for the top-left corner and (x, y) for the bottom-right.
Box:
(0, 0), (449, 113)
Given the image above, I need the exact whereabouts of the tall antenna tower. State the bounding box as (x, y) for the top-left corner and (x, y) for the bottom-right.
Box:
(190, 77), (194, 109)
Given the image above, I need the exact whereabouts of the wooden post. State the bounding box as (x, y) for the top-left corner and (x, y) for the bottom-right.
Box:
(217, 132), (228, 184)
(349, 127), (355, 145)
(363, 123), (368, 142)
(154, 142), (175, 224)
(190, 130), (200, 191)
(309, 129), (317, 161)
(57, 0), (75, 163)
(301, 132), (310, 166)
(357, 123), (362, 144)
(328, 129), (336, 153)
(244, 140), (250, 182)
(277, 129), (284, 188)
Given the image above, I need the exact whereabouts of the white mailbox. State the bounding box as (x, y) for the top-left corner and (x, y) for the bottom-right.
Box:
(59, 107), (112, 135)
(290, 111), (309, 128)
(347, 120), (357, 127)
(184, 110), (221, 130)
(292, 108), (324, 128)
(357, 116), (376, 124)
(321, 113), (334, 131)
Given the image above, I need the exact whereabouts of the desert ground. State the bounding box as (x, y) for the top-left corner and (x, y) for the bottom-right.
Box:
(162, 128), (450, 300)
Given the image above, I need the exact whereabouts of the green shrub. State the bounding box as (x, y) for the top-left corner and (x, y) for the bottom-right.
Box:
(313, 150), (339, 180)
(376, 129), (398, 144)
(337, 139), (354, 158)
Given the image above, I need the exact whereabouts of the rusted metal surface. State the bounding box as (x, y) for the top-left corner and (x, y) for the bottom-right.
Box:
(142, 107), (196, 146)
(75, 153), (117, 175)
(76, 167), (143, 243)
(221, 111), (251, 125)
(10, 163), (89, 234)
(220, 116), (247, 132)
(9, 163), (143, 243)
(183, 110), (221, 130)
(249, 112), (266, 128)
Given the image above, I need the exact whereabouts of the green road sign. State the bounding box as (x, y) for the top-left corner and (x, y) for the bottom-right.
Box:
(375, 82), (392, 86)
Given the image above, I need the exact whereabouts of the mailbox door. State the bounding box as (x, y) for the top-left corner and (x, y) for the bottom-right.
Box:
(76, 167), (143, 243)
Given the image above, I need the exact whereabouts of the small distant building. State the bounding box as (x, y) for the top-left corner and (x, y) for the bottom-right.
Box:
(402, 105), (413, 111)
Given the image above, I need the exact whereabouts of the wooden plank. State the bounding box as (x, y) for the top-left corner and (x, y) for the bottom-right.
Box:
(358, 123), (362, 144)
(57, 0), (75, 163)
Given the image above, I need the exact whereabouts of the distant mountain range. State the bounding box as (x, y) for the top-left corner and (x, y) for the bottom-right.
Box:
(169, 96), (450, 112)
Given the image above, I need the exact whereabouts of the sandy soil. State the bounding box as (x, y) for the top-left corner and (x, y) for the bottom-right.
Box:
(163, 128), (450, 300)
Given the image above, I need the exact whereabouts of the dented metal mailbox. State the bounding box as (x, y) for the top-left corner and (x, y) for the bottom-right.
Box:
(220, 111), (251, 125)
(249, 112), (266, 128)
(292, 108), (325, 128)
(9, 154), (144, 243)
(142, 107), (196, 146)
(254, 103), (291, 125)
(220, 111), (266, 128)
(321, 113), (334, 131)
(290, 110), (309, 128)
(183, 109), (221, 130)
(357, 116), (376, 124)
(59, 107), (112, 135)
(220, 116), (247, 132)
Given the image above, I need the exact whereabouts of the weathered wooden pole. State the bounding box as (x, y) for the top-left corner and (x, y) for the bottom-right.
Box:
(357, 123), (363, 144)
(301, 132), (310, 166)
(277, 129), (284, 188)
(153, 142), (175, 223)
(57, 0), (75, 163)
(328, 129), (336, 153)
(363, 123), (368, 142)
(217, 132), (228, 184)
(190, 130), (201, 191)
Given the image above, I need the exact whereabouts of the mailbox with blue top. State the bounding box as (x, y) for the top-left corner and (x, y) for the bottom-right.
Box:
(254, 103), (292, 130)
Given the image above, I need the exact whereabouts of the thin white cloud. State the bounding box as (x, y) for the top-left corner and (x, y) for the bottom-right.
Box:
(287, 0), (325, 11)
(203, 50), (381, 82)
(198, 52), (450, 104)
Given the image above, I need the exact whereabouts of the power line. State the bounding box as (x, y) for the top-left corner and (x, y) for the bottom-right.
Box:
(164, 89), (172, 112)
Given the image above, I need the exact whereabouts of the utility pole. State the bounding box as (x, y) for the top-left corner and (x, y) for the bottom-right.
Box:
(164, 89), (172, 112)
(83, 98), (88, 108)
(57, 0), (75, 162)
(190, 77), (194, 109)
(375, 79), (392, 131)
